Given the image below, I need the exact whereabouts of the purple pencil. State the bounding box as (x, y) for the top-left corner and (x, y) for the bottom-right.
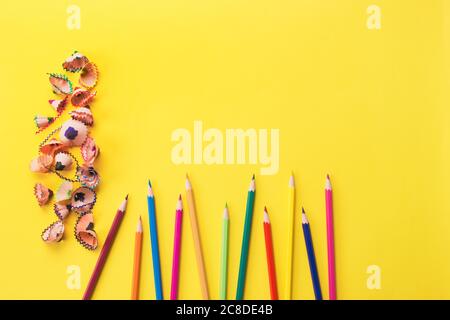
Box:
(170, 194), (183, 300)
(83, 195), (129, 300)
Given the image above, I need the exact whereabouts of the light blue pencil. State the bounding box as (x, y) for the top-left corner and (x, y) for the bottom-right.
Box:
(301, 207), (322, 300)
(148, 180), (163, 300)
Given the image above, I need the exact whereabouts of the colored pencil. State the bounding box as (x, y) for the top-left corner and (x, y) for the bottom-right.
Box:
(263, 207), (278, 300)
(185, 174), (209, 299)
(170, 195), (183, 300)
(301, 208), (322, 300)
(236, 174), (256, 300)
(147, 180), (163, 300)
(131, 216), (143, 300)
(285, 173), (295, 299)
(325, 174), (336, 300)
(219, 203), (229, 300)
(83, 195), (128, 300)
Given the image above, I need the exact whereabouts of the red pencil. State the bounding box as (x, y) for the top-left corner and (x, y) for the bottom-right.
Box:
(263, 207), (278, 300)
(83, 195), (129, 300)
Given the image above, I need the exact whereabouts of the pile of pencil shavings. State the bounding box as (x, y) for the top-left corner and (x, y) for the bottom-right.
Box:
(30, 51), (101, 250)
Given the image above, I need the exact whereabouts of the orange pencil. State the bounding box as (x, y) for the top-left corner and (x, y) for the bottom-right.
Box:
(263, 207), (278, 300)
(131, 216), (143, 300)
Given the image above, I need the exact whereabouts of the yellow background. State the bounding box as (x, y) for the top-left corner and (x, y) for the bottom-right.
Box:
(0, 0), (449, 299)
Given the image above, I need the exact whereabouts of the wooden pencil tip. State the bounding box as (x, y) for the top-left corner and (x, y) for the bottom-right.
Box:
(148, 179), (152, 187)
(178, 194), (182, 200)
(252, 174), (255, 180)
(225, 202), (228, 208)
(327, 174), (330, 180)
(125, 194), (129, 200)
(302, 207), (305, 214)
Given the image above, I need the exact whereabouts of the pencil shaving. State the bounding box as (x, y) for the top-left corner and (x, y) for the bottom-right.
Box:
(71, 87), (96, 107)
(62, 51), (89, 72)
(81, 136), (99, 165)
(54, 203), (72, 220)
(48, 73), (73, 95)
(70, 107), (93, 126)
(76, 164), (100, 189)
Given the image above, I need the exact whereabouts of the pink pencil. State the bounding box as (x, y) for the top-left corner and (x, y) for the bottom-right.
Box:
(325, 175), (336, 300)
(170, 195), (183, 300)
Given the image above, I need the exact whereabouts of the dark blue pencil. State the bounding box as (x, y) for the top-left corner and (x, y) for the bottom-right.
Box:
(148, 180), (163, 300)
(301, 207), (322, 300)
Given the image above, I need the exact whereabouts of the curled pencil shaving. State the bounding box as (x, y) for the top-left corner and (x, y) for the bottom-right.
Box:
(71, 87), (96, 107)
(39, 138), (65, 155)
(48, 73), (73, 95)
(76, 164), (100, 189)
(70, 107), (93, 126)
(54, 203), (72, 220)
(81, 136), (99, 165)
(55, 181), (73, 204)
(71, 187), (96, 214)
(79, 62), (98, 88)
(75, 212), (98, 250)
(54, 152), (73, 171)
(60, 119), (88, 147)
(30, 154), (53, 173)
(62, 51), (89, 72)
(33, 52), (101, 249)
(49, 96), (68, 115)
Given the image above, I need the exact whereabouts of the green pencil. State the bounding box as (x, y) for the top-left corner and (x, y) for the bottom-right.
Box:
(236, 175), (256, 300)
(220, 203), (229, 300)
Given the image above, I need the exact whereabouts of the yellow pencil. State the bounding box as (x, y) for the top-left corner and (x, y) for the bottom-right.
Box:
(285, 173), (295, 299)
(185, 174), (209, 299)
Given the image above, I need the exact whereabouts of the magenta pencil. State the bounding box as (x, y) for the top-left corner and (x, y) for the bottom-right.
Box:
(325, 175), (336, 300)
(170, 195), (183, 300)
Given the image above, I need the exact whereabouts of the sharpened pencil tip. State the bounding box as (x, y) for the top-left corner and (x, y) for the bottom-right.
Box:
(125, 194), (129, 200)
(225, 202), (228, 208)
(263, 208), (270, 223)
(252, 174), (255, 180)
(302, 207), (305, 213)
(327, 174), (330, 180)
(148, 179), (152, 187)
(179, 194), (182, 200)
(137, 216), (143, 232)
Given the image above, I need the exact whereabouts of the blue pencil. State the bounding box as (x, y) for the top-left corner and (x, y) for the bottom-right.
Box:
(301, 207), (322, 300)
(147, 180), (163, 300)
